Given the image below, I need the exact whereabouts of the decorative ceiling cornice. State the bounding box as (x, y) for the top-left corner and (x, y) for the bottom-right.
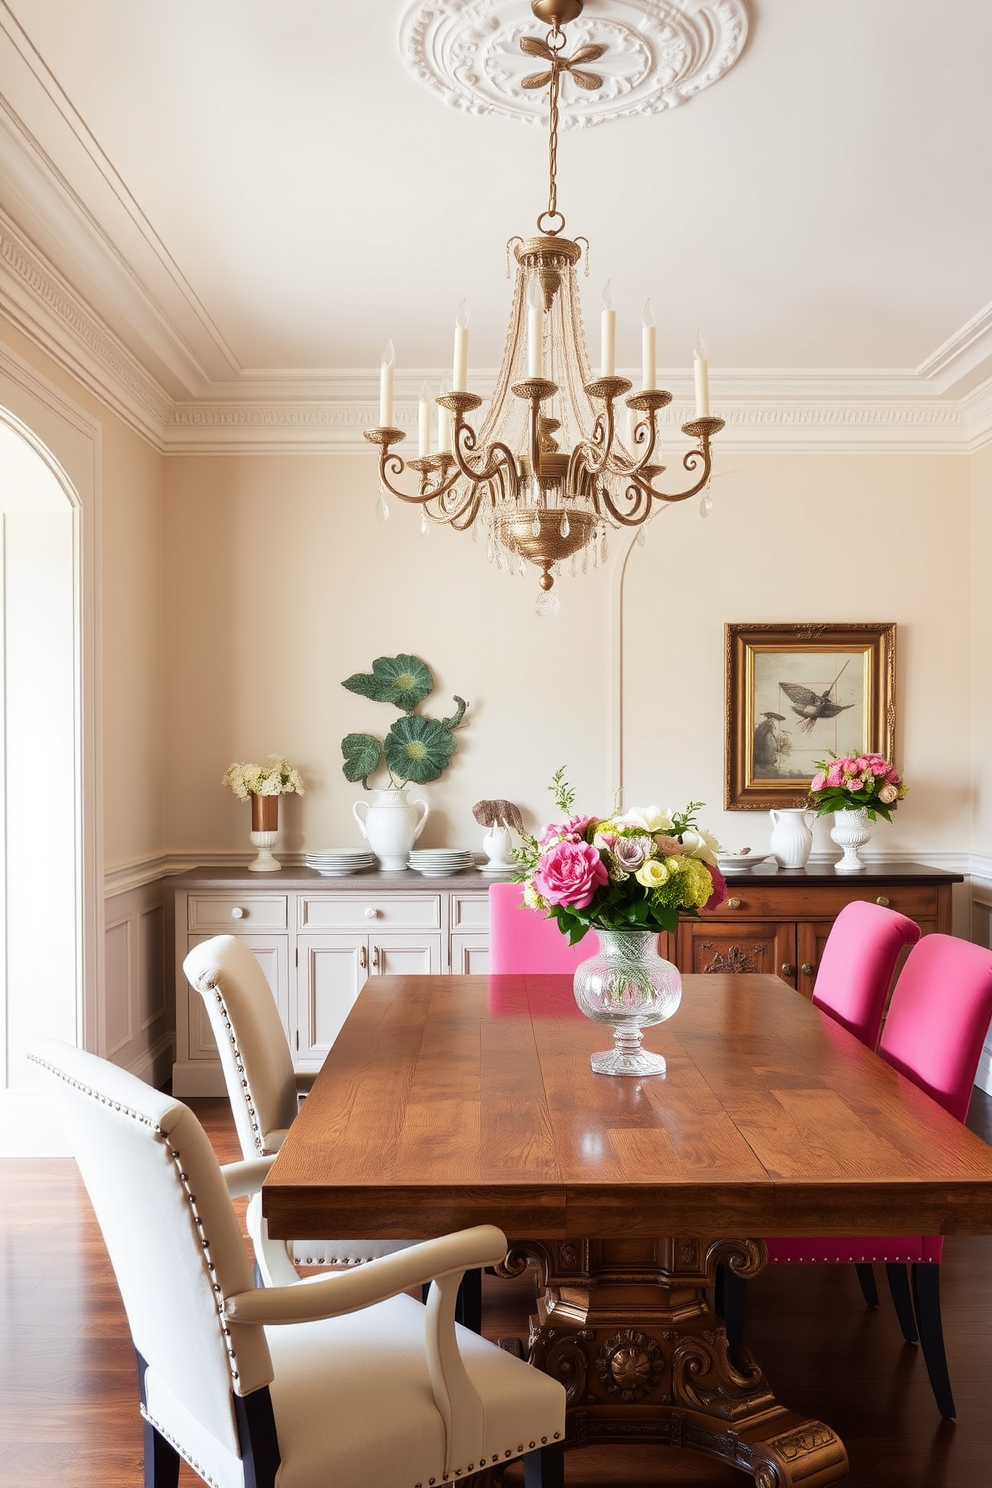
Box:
(398, 0), (748, 128)
(0, 193), (986, 457)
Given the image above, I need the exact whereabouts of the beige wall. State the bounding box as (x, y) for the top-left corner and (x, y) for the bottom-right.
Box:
(163, 447), (973, 861)
(972, 444), (992, 861)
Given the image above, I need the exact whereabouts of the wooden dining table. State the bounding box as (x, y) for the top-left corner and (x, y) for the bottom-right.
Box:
(263, 971), (992, 1487)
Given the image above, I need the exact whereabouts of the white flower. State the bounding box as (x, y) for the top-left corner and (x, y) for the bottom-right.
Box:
(678, 826), (721, 865)
(615, 805), (674, 833)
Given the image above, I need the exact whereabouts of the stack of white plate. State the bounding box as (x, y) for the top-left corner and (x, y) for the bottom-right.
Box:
(408, 848), (475, 877)
(305, 848), (376, 877)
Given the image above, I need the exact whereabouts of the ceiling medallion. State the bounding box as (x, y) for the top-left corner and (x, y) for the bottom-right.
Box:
(399, 0), (748, 129)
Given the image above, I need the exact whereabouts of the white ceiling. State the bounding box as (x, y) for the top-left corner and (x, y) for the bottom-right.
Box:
(1, 0), (991, 414)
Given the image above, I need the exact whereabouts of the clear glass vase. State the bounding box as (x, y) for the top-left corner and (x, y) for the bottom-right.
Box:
(573, 928), (682, 1077)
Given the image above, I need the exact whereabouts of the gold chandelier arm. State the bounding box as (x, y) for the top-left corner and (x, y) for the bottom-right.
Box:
(599, 416), (726, 520)
(364, 431), (464, 508)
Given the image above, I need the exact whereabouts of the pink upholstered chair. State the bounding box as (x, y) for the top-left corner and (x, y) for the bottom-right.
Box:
(729, 934), (992, 1419)
(488, 881), (599, 973)
(810, 898), (921, 1048)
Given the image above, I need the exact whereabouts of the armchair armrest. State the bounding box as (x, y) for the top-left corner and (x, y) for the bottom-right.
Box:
(225, 1224), (508, 1480)
(220, 1156), (276, 1200)
(223, 1224), (507, 1324)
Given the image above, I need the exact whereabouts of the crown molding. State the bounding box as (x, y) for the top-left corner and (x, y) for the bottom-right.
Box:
(916, 299), (992, 397)
(0, 197), (985, 457)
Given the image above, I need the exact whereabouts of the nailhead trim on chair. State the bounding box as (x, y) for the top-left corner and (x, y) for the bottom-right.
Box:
(139, 1405), (223, 1488)
(194, 973), (267, 1157)
(28, 1052), (247, 1388)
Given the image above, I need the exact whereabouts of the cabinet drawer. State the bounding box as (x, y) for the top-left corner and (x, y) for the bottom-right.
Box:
(188, 894), (288, 931)
(713, 883), (937, 922)
(299, 894), (442, 932)
(450, 892), (489, 931)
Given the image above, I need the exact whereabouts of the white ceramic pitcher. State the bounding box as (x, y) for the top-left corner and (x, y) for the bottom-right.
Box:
(768, 807), (815, 869)
(353, 788), (429, 871)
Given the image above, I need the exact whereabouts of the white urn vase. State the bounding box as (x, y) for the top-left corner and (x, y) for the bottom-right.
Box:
(479, 824), (515, 876)
(768, 808), (815, 869)
(353, 788), (429, 871)
(830, 807), (873, 872)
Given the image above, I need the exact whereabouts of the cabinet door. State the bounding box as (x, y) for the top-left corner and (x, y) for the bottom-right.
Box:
(450, 933), (490, 974)
(296, 935), (368, 1067)
(677, 920), (798, 986)
(187, 933), (290, 1060)
(369, 934), (442, 978)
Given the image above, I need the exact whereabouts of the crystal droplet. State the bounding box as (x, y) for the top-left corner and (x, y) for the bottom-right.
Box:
(600, 531), (608, 563)
(486, 537), (495, 563)
(582, 547), (589, 575)
(592, 541), (599, 569)
(472, 520), (481, 543)
(530, 511), (541, 538)
(700, 491), (713, 518)
(559, 511), (570, 538)
(420, 511), (429, 536)
(535, 590), (561, 618)
(553, 561), (562, 577)
(636, 525), (647, 546)
(518, 556), (526, 576)
(376, 489), (389, 523)
(569, 553), (578, 577)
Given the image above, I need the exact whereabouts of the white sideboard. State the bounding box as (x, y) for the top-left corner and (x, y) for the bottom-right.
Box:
(171, 867), (496, 1095)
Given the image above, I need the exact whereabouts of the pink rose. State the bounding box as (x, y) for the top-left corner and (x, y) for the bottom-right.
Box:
(810, 771), (826, 793)
(885, 768), (901, 785)
(868, 757), (889, 776)
(654, 833), (683, 855)
(826, 763), (845, 788)
(593, 829), (618, 852)
(533, 840), (608, 909)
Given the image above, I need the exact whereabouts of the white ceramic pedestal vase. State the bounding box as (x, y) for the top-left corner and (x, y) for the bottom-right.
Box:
(830, 807), (873, 872)
(353, 788), (429, 871)
(768, 808), (815, 869)
(573, 929), (682, 1077)
(248, 793), (281, 872)
(479, 824), (515, 876)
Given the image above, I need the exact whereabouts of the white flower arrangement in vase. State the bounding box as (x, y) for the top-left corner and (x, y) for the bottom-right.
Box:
(222, 756), (304, 871)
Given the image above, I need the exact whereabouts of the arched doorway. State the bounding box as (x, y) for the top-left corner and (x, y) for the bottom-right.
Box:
(0, 373), (98, 1155)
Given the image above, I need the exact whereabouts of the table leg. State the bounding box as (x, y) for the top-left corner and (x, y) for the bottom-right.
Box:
(497, 1237), (848, 1487)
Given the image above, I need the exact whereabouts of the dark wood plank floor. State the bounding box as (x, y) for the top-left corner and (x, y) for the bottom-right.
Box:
(3, 1093), (992, 1486)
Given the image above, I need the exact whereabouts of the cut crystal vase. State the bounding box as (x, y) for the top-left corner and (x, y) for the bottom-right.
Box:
(573, 928), (682, 1077)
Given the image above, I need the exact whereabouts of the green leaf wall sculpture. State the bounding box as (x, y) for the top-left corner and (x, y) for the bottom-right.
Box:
(341, 653), (468, 789)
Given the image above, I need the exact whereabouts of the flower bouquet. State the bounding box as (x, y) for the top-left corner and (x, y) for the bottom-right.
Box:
(808, 752), (906, 822)
(514, 775), (726, 1076)
(222, 756), (304, 872)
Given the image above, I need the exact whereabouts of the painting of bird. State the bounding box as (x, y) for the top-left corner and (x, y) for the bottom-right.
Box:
(779, 660), (854, 734)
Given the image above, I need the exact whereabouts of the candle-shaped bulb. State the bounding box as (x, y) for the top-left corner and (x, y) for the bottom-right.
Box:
(692, 329), (710, 418)
(641, 298), (656, 391)
(418, 379), (431, 458)
(600, 280), (616, 378)
(452, 302), (470, 392)
(378, 339), (395, 426)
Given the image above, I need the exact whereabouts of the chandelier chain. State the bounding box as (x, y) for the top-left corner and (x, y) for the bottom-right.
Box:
(546, 26), (563, 225)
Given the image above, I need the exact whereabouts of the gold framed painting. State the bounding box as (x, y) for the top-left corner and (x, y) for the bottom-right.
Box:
(725, 622), (896, 810)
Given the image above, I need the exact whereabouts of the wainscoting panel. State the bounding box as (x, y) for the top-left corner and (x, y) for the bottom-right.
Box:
(102, 878), (172, 1089)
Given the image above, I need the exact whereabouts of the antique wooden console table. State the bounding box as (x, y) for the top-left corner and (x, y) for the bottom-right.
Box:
(263, 970), (992, 1487)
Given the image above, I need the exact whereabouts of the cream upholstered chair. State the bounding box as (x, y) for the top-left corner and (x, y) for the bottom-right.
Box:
(30, 1039), (566, 1488)
(183, 935), (411, 1289)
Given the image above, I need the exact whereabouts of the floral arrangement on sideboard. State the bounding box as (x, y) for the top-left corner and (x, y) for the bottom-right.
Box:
(808, 752), (907, 822)
(222, 755), (305, 801)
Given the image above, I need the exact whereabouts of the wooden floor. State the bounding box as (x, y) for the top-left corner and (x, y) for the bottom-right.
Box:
(3, 1094), (992, 1487)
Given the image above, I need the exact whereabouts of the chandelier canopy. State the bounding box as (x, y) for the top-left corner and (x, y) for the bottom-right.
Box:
(366, 0), (724, 613)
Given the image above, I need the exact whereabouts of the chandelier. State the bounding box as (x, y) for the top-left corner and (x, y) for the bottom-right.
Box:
(366, 0), (724, 614)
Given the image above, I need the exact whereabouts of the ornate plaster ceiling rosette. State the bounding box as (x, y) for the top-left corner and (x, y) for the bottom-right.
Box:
(398, 0), (748, 128)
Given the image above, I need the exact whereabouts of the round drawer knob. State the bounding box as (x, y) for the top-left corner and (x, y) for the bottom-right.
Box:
(364, 906), (379, 919)
(727, 897), (742, 910)
(781, 963), (795, 978)
(876, 895), (890, 908)
(230, 906), (245, 920)
(802, 962), (815, 977)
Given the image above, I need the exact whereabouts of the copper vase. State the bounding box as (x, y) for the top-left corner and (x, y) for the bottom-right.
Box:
(250, 792), (279, 832)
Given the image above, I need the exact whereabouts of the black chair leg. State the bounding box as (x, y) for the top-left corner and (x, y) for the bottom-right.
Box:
(885, 1262), (919, 1343)
(719, 1265), (748, 1351)
(911, 1263), (955, 1419)
(855, 1262), (879, 1307)
(143, 1418), (181, 1488)
(455, 1266), (483, 1334)
(524, 1439), (566, 1488)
